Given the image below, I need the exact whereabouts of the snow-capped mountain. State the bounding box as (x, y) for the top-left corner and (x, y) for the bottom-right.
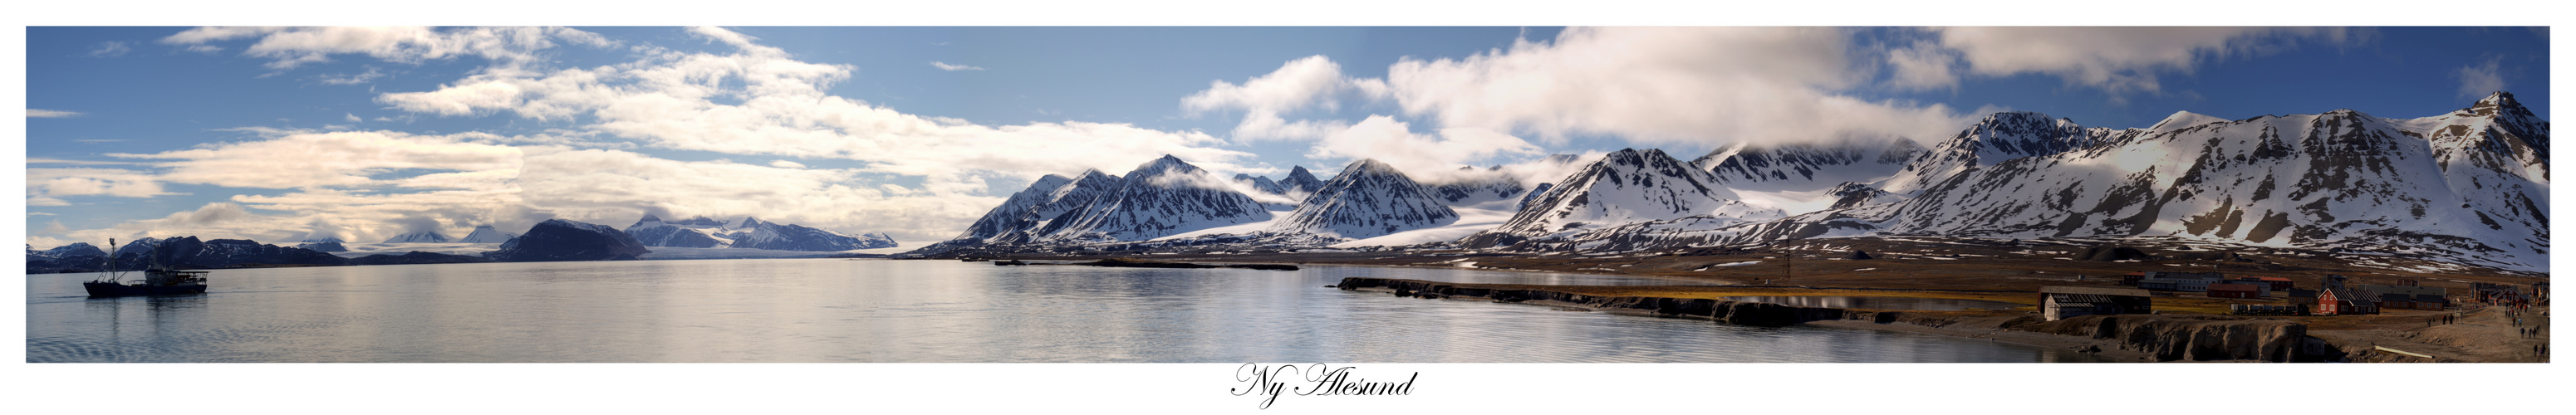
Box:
(1278, 165), (1329, 200)
(916, 168), (1129, 256)
(1462, 149), (1743, 247)
(381, 231), (453, 243)
(1033, 155), (1273, 242)
(1234, 173), (1288, 195)
(1694, 136), (1926, 193)
(625, 214), (727, 248)
(727, 217), (898, 251)
(1420, 167), (1528, 206)
(1264, 159), (1460, 239)
(1515, 93), (2548, 271)
(298, 237), (346, 244)
(1875, 111), (2097, 195)
(32, 242), (106, 259)
(459, 225), (519, 243)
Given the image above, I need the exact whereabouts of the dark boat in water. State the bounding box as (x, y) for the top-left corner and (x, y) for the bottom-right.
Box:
(83, 238), (209, 297)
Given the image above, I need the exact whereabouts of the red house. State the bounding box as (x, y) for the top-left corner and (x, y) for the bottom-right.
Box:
(2208, 283), (2263, 299)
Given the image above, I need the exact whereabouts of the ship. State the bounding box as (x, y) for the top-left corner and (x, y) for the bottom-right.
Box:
(83, 238), (209, 297)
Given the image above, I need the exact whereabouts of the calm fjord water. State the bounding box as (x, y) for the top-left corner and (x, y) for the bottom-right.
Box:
(27, 259), (2102, 363)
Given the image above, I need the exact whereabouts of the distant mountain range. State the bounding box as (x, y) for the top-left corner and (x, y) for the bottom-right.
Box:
(908, 92), (2549, 272)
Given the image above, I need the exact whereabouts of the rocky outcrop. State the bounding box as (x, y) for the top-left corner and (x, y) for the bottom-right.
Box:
(349, 251), (494, 266)
(488, 219), (651, 262)
(2012, 315), (2307, 362)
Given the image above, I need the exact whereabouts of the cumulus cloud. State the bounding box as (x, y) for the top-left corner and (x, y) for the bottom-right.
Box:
(1181, 55), (1389, 141)
(2454, 56), (2505, 100)
(28, 109), (84, 118)
(1884, 41), (1960, 91)
(930, 61), (984, 71)
(1925, 27), (2357, 95)
(1383, 27), (1971, 146)
(159, 26), (614, 70)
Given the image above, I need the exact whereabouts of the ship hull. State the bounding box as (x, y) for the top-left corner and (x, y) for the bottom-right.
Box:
(82, 281), (208, 297)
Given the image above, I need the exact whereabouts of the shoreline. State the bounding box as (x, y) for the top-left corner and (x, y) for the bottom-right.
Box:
(1336, 276), (2314, 362)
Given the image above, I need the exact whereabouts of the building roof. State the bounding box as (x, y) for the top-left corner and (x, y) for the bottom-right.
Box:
(2359, 284), (2446, 296)
(2042, 286), (2152, 297)
(2209, 283), (2260, 292)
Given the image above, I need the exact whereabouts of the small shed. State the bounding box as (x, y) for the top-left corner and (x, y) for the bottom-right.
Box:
(2039, 286), (2153, 321)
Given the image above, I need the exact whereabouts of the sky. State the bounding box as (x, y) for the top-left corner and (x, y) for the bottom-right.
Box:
(18, 27), (2552, 249)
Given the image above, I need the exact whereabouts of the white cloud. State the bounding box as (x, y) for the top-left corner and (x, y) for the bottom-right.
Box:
(1181, 56), (1386, 141)
(1884, 41), (1960, 91)
(1383, 27), (1970, 146)
(1305, 116), (1541, 176)
(1926, 27), (2356, 95)
(345, 113), (364, 123)
(159, 27), (614, 70)
(320, 66), (387, 85)
(2454, 56), (2505, 100)
(375, 27), (1258, 193)
(56, 26), (1273, 242)
(930, 61), (984, 71)
(108, 130), (523, 189)
(511, 148), (993, 240)
(89, 41), (130, 57)
(27, 168), (178, 205)
(27, 159), (144, 165)
(28, 109), (84, 118)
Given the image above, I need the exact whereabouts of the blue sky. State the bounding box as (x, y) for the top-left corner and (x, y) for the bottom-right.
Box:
(19, 27), (2551, 248)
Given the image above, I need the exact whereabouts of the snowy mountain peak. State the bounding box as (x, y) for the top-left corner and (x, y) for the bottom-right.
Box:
(1694, 136), (1926, 193)
(1266, 159), (1460, 239)
(1035, 155), (1271, 242)
(459, 225), (519, 243)
(631, 213), (666, 227)
(1464, 148), (1739, 247)
(382, 230), (453, 243)
(1282, 166), (1327, 195)
(1878, 110), (2092, 195)
(2150, 110), (2230, 133)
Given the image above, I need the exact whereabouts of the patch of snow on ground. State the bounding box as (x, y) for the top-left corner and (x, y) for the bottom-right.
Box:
(1151, 215), (1287, 241)
(1332, 203), (1516, 247)
(1455, 261), (1478, 268)
(1710, 261), (1764, 267)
